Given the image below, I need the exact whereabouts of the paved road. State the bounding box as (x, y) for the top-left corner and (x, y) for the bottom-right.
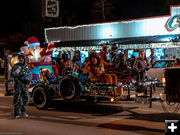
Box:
(0, 77), (180, 135)
(0, 94), (180, 135)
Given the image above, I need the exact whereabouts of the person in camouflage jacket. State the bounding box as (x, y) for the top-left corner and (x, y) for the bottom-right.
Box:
(11, 54), (32, 118)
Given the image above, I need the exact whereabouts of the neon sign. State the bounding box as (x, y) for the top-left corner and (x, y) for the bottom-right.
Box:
(165, 15), (180, 31)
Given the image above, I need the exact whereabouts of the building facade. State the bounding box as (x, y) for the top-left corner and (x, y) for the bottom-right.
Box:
(45, 5), (180, 60)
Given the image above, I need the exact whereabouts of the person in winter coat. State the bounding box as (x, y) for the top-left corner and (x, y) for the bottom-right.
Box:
(83, 52), (117, 85)
(133, 50), (150, 82)
(11, 54), (32, 118)
(133, 50), (150, 95)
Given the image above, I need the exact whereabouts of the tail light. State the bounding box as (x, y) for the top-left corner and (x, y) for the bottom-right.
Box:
(162, 73), (166, 86)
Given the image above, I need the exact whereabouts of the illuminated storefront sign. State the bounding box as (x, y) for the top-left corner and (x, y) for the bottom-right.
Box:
(165, 15), (180, 31)
(45, 5), (180, 43)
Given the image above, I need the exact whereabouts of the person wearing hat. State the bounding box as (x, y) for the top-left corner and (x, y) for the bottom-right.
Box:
(11, 53), (32, 118)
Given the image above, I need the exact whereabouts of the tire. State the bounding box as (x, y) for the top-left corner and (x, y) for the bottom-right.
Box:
(32, 87), (49, 109)
(60, 76), (80, 101)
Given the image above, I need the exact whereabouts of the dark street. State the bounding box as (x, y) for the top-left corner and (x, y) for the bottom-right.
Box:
(0, 1), (180, 135)
(0, 84), (180, 135)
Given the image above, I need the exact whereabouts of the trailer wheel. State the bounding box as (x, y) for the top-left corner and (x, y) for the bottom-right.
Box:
(32, 87), (49, 109)
(60, 77), (80, 101)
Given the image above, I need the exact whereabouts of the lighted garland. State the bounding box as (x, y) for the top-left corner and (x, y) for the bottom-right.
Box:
(52, 42), (180, 52)
(53, 45), (112, 52)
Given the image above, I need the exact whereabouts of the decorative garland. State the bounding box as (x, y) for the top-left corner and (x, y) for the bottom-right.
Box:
(52, 42), (180, 52)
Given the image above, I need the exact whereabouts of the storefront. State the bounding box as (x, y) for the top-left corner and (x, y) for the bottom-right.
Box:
(45, 5), (180, 62)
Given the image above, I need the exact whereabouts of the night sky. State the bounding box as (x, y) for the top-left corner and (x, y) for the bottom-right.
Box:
(0, 0), (41, 36)
(0, 0), (179, 36)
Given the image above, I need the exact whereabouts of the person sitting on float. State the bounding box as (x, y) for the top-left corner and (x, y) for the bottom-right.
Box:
(82, 57), (90, 69)
(111, 53), (128, 79)
(82, 52), (117, 86)
(99, 44), (110, 63)
(61, 53), (73, 76)
(99, 44), (126, 76)
(173, 58), (180, 67)
(112, 53), (127, 71)
(128, 55), (136, 70)
(56, 57), (65, 76)
(109, 44), (118, 64)
(75, 57), (90, 84)
(80, 52), (123, 96)
(74, 58), (83, 69)
(57, 52), (71, 76)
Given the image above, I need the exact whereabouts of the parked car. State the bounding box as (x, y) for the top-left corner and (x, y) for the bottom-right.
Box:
(147, 59), (175, 87)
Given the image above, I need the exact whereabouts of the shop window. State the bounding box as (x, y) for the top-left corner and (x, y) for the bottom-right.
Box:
(128, 50), (138, 59)
(154, 49), (165, 60)
(145, 49), (151, 58)
(52, 51), (59, 57)
(80, 51), (89, 63)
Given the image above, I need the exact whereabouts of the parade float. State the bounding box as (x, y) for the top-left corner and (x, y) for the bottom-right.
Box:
(6, 36), (58, 94)
(5, 36), (159, 110)
(20, 36), (58, 81)
(6, 36), (122, 109)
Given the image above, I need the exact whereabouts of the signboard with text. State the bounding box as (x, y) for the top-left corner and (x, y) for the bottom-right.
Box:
(45, 0), (59, 18)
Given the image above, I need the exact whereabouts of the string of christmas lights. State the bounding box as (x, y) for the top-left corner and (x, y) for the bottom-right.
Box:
(52, 42), (180, 52)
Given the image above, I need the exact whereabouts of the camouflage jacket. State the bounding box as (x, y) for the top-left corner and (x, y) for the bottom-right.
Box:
(11, 63), (32, 87)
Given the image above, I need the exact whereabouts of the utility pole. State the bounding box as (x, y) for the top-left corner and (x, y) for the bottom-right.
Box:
(101, 0), (105, 21)
(59, 0), (63, 26)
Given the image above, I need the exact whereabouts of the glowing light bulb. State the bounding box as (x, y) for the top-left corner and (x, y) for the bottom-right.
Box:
(34, 49), (39, 62)
(110, 98), (114, 102)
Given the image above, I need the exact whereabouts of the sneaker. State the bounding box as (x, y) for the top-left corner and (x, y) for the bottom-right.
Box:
(15, 115), (21, 119)
(22, 112), (29, 118)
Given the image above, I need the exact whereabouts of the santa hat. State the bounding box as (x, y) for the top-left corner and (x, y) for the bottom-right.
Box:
(25, 36), (40, 47)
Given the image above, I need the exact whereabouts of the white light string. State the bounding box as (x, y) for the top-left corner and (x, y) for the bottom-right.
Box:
(52, 42), (180, 52)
